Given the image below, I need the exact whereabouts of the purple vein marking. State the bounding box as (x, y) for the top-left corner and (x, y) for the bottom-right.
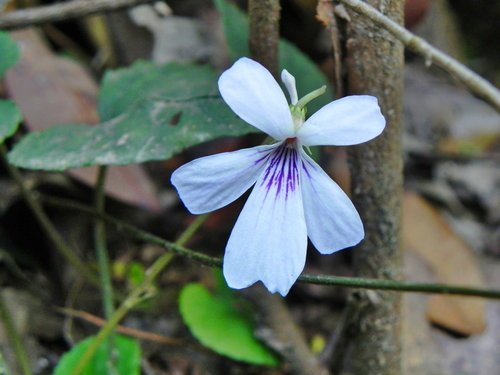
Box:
(302, 160), (312, 178)
(261, 144), (285, 187)
(287, 149), (298, 199)
(253, 149), (273, 165)
(260, 143), (300, 200)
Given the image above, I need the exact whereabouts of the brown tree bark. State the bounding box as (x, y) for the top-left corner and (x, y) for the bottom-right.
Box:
(248, 0), (280, 77)
(344, 0), (405, 374)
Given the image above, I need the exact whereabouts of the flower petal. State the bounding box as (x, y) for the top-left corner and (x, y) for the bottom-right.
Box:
(171, 144), (277, 214)
(300, 151), (364, 254)
(218, 57), (294, 140)
(223, 143), (307, 296)
(281, 69), (298, 105)
(297, 95), (385, 146)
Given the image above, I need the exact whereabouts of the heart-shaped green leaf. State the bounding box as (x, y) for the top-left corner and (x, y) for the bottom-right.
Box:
(0, 100), (22, 143)
(8, 61), (255, 170)
(53, 335), (141, 375)
(179, 283), (279, 367)
(214, 0), (333, 114)
(0, 31), (19, 78)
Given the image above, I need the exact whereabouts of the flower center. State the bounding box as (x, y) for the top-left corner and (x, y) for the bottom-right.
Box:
(289, 85), (327, 132)
(290, 107), (305, 131)
(285, 137), (297, 146)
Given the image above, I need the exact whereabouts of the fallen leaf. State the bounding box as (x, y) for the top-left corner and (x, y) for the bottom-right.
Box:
(5, 29), (161, 211)
(403, 192), (486, 335)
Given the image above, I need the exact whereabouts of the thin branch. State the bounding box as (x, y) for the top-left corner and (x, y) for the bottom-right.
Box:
(93, 166), (115, 367)
(58, 308), (186, 346)
(317, 0), (343, 97)
(336, 0), (500, 111)
(94, 166), (114, 320)
(41, 196), (500, 300)
(0, 0), (156, 30)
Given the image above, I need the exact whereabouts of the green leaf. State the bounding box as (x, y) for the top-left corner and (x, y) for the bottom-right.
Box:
(0, 100), (22, 144)
(214, 0), (333, 113)
(8, 61), (255, 170)
(179, 283), (279, 367)
(53, 335), (140, 375)
(0, 31), (19, 78)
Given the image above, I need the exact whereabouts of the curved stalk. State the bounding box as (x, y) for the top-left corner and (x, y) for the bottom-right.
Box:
(41, 196), (500, 300)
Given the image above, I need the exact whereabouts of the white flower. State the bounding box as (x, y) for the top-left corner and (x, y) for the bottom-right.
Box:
(171, 57), (385, 296)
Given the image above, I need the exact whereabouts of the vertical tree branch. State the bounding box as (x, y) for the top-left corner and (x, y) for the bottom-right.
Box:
(345, 0), (404, 374)
(317, 0), (343, 97)
(247, 1), (329, 374)
(248, 0), (280, 76)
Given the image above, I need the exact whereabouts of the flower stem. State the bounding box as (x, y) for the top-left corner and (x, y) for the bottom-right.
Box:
(296, 85), (327, 109)
(93, 166), (116, 368)
(69, 212), (208, 375)
(0, 292), (33, 375)
(94, 166), (114, 319)
(0, 144), (98, 285)
(41, 196), (500, 300)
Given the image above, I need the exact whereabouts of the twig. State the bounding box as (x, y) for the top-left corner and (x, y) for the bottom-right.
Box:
(0, 145), (98, 284)
(336, 0), (500, 111)
(41, 196), (500, 300)
(93, 165), (116, 368)
(317, 0), (343, 97)
(58, 308), (185, 346)
(0, 292), (33, 375)
(94, 166), (114, 320)
(0, 0), (156, 30)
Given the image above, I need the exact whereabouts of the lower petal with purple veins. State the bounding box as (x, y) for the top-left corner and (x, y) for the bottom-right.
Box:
(223, 143), (307, 296)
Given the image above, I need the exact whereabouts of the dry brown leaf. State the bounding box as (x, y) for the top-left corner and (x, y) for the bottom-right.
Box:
(403, 192), (486, 335)
(5, 29), (161, 211)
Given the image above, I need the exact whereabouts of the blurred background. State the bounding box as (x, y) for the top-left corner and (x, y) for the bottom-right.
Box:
(0, 0), (499, 374)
